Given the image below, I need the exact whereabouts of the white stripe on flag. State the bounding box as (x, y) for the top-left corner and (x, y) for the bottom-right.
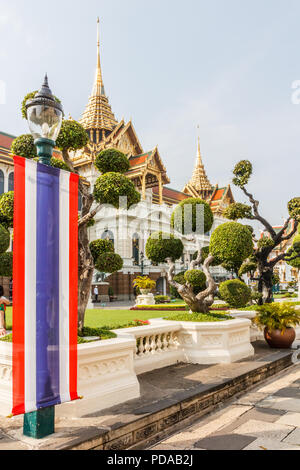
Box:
(24, 159), (37, 413)
(59, 170), (71, 403)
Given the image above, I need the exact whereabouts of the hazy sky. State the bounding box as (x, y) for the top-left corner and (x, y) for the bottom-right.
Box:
(0, 0), (299, 228)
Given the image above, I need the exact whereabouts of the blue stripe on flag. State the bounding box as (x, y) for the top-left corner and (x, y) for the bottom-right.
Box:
(36, 163), (61, 409)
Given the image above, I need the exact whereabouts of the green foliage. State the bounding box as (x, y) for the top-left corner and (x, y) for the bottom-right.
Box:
(133, 276), (156, 290)
(192, 246), (221, 266)
(288, 198), (300, 221)
(219, 279), (252, 308)
(238, 260), (257, 277)
(95, 149), (130, 174)
(0, 225), (10, 254)
(164, 312), (233, 322)
(210, 222), (253, 268)
(171, 198), (214, 235)
(223, 203), (253, 221)
(0, 192), (14, 229)
(22, 91), (61, 120)
(184, 270), (206, 290)
(253, 302), (300, 333)
(170, 271), (186, 298)
(11, 134), (37, 160)
(56, 120), (88, 151)
(286, 234), (300, 269)
(95, 252), (123, 274)
(232, 160), (253, 187)
(272, 272), (280, 285)
(94, 172), (141, 209)
(251, 290), (263, 305)
(145, 232), (184, 263)
(0, 252), (13, 277)
(22, 91), (38, 119)
(50, 157), (72, 172)
(90, 239), (114, 264)
(257, 236), (275, 250)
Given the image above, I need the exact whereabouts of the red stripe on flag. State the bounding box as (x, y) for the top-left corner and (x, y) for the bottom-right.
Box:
(12, 156), (26, 416)
(69, 173), (79, 401)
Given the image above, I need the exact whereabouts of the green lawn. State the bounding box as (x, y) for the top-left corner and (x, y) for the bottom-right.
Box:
(4, 307), (172, 331)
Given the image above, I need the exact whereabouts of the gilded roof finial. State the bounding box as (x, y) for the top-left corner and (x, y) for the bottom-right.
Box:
(92, 17), (105, 97)
(188, 126), (212, 193)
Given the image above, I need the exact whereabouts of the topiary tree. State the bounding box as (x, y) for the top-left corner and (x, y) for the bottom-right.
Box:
(286, 231), (300, 300)
(209, 222), (254, 278)
(146, 200), (217, 313)
(89, 239), (114, 264)
(95, 252), (123, 274)
(219, 279), (252, 308)
(12, 94), (142, 331)
(223, 160), (300, 304)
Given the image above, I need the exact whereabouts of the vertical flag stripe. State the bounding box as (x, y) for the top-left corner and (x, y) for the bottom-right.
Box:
(69, 173), (79, 401)
(12, 156), (26, 416)
(36, 164), (61, 409)
(24, 160), (37, 413)
(59, 170), (70, 403)
(12, 156), (79, 415)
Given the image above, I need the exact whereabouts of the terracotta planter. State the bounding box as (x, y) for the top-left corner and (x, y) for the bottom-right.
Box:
(264, 327), (296, 349)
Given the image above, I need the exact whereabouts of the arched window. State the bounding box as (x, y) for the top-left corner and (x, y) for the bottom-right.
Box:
(132, 233), (140, 265)
(78, 193), (82, 212)
(8, 172), (14, 192)
(101, 230), (114, 247)
(0, 170), (4, 195)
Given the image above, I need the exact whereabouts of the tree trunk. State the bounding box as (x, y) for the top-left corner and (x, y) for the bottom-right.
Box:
(298, 271), (300, 302)
(258, 268), (273, 304)
(77, 223), (94, 332)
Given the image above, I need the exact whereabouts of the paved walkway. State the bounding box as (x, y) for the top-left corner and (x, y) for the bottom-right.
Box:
(149, 364), (300, 451)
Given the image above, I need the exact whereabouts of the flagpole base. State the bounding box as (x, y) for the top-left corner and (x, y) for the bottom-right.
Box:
(23, 406), (55, 439)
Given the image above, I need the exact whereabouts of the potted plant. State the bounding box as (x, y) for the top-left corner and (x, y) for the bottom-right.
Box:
(253, 302), (300, 348)
(133, 276), (156, 295)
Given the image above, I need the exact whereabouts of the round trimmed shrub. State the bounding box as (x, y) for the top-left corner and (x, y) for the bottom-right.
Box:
(94, 172), (141, 209)
(209, 222), (253, 268)
(0, 252), (13, 277)
(184, 270), (206, 290)
(11, 134), (37, 160)
(145, 232), (184, 264)
(95, 252), (123, 274)
(56, 119), (88, 151)
(171, 198), (214, 235)
(0, 192), (14, 229)
(219, 279), (251, 308)
(95, 149), (130, 174)
(0, 225), (10, 254)
(90, 239), (114, 264)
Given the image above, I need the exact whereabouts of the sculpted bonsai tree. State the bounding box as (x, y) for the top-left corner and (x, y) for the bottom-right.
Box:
(224, 160), (300, 304)
(90, 238), (123, 282)
(12, 95), (141, 331)
(286, 229), (300, 300)
(146, 199), (216, 313)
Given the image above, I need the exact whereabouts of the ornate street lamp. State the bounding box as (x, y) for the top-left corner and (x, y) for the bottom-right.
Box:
(26, 74), (64, 165)
(22, 75), (63, 440)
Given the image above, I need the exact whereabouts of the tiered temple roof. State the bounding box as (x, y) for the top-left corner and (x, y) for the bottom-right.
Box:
(183, 137), (213, 200)
(80, 18), (118, 143)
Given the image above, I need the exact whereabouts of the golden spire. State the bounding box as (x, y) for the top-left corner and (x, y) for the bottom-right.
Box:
(189, 129), (212, 194)
(80, 18), (118, 137)
(92, 17), (105, 96)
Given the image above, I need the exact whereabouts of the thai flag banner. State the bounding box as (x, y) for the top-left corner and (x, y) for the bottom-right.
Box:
(12, 155), (79, 416)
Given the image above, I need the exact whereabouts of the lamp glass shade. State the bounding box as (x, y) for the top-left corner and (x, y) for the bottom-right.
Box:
(27, 104), (63, 142)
